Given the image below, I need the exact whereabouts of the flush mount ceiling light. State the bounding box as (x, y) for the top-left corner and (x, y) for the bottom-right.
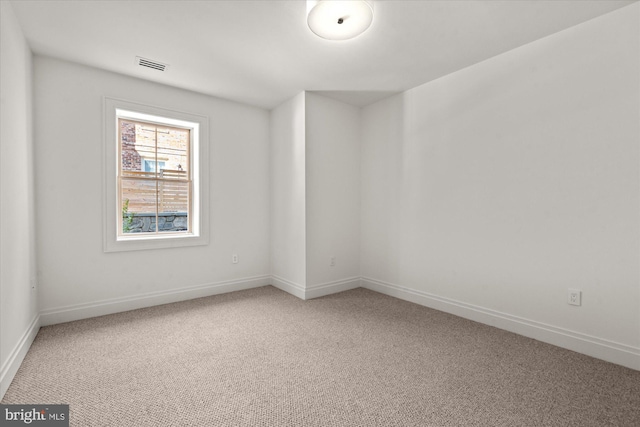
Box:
(307, 0), (374, 41)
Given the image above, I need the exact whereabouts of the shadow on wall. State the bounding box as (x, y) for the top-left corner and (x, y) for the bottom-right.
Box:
(311, 90), (400, 108)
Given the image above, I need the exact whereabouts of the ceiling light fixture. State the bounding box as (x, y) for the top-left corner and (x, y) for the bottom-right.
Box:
(307, 0), (374, 41)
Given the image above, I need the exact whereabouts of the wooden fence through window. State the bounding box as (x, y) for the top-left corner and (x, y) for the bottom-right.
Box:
(121, 169), (189, 214)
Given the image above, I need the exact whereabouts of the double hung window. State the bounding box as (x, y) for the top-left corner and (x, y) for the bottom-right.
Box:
(103, 98), (209, 252)
(118, 118), (191, 236)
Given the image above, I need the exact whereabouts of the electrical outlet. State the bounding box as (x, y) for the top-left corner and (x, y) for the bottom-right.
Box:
(232, 254), (239, 264)
(568, 289), (581, 306)
(330, 256), (335, 267)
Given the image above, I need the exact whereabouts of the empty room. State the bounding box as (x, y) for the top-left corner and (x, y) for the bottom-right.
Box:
(1, 0), (639, 425)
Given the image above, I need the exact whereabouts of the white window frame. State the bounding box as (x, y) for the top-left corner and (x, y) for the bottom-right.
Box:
(103, 97), (209, 252)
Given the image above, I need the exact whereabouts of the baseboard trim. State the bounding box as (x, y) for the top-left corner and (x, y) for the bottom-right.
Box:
(11, 273), (637, 402)
(361, 277), (640, 371)
(270, 275), (361, 300)
(306, 277), (361, 299)
(1, 314), (40, 400)
(270, 275), (306, 300)
(40, 275), (271, 326)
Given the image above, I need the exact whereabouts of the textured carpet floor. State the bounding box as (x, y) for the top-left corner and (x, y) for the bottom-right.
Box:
(3, 286), (640, 426)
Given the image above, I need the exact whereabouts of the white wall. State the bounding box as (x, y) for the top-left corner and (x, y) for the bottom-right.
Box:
(0, 1), (39, 397)
(270, 92), (361, 298)
(360, 95), (404, 284)
(269, 92), (307, 291)
(361, 4), (640, 369)
(34, 57), (270, 324)
(305, 93), (360, 288)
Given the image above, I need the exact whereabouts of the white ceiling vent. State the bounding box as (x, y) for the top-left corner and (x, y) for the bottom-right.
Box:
(135, 56), (169, 72)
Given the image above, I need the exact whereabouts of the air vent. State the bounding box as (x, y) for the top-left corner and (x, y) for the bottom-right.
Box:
(135, 56), (169, 72)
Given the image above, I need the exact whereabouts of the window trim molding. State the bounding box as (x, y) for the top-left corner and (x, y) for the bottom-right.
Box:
(103, 97), (209, 252)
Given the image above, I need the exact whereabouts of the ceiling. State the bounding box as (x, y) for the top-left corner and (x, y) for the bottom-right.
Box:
(10, 0), (636, 109)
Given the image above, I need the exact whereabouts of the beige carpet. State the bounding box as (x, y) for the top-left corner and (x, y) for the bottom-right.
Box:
(3, 286), (639, 426)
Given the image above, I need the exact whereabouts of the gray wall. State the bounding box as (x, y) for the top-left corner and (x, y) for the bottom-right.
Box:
(0, 1), (38, 397)
(361, 4), (639, 367)
(34, 57), (270, 318)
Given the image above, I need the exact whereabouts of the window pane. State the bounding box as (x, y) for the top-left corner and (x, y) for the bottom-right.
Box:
(136, 124), (158, 177)
(156, 126), (189, 180)
(120, 120), (155, 179)
(120, 120), (143, 176)
(158, 180), (189, 232)
(121, 178), (157, 233)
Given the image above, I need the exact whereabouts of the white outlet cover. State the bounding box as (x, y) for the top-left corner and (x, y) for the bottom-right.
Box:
(568, 288), (582, 306)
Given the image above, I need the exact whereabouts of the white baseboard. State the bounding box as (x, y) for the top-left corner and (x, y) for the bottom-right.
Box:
(1, 315), (40, 400)
(306, 277), (361, 299)
(270, 275), (306, 300)
(361, 277), (640, 371)
(8, 274), (637, 404)
(270, 275), (361, 300)
(40, 275), (271, 326)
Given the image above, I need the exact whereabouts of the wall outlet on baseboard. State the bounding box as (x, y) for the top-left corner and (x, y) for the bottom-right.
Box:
(330, 256), (335, 267)
(568, 289), (581, 306)
(232, 254), (239, 264)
